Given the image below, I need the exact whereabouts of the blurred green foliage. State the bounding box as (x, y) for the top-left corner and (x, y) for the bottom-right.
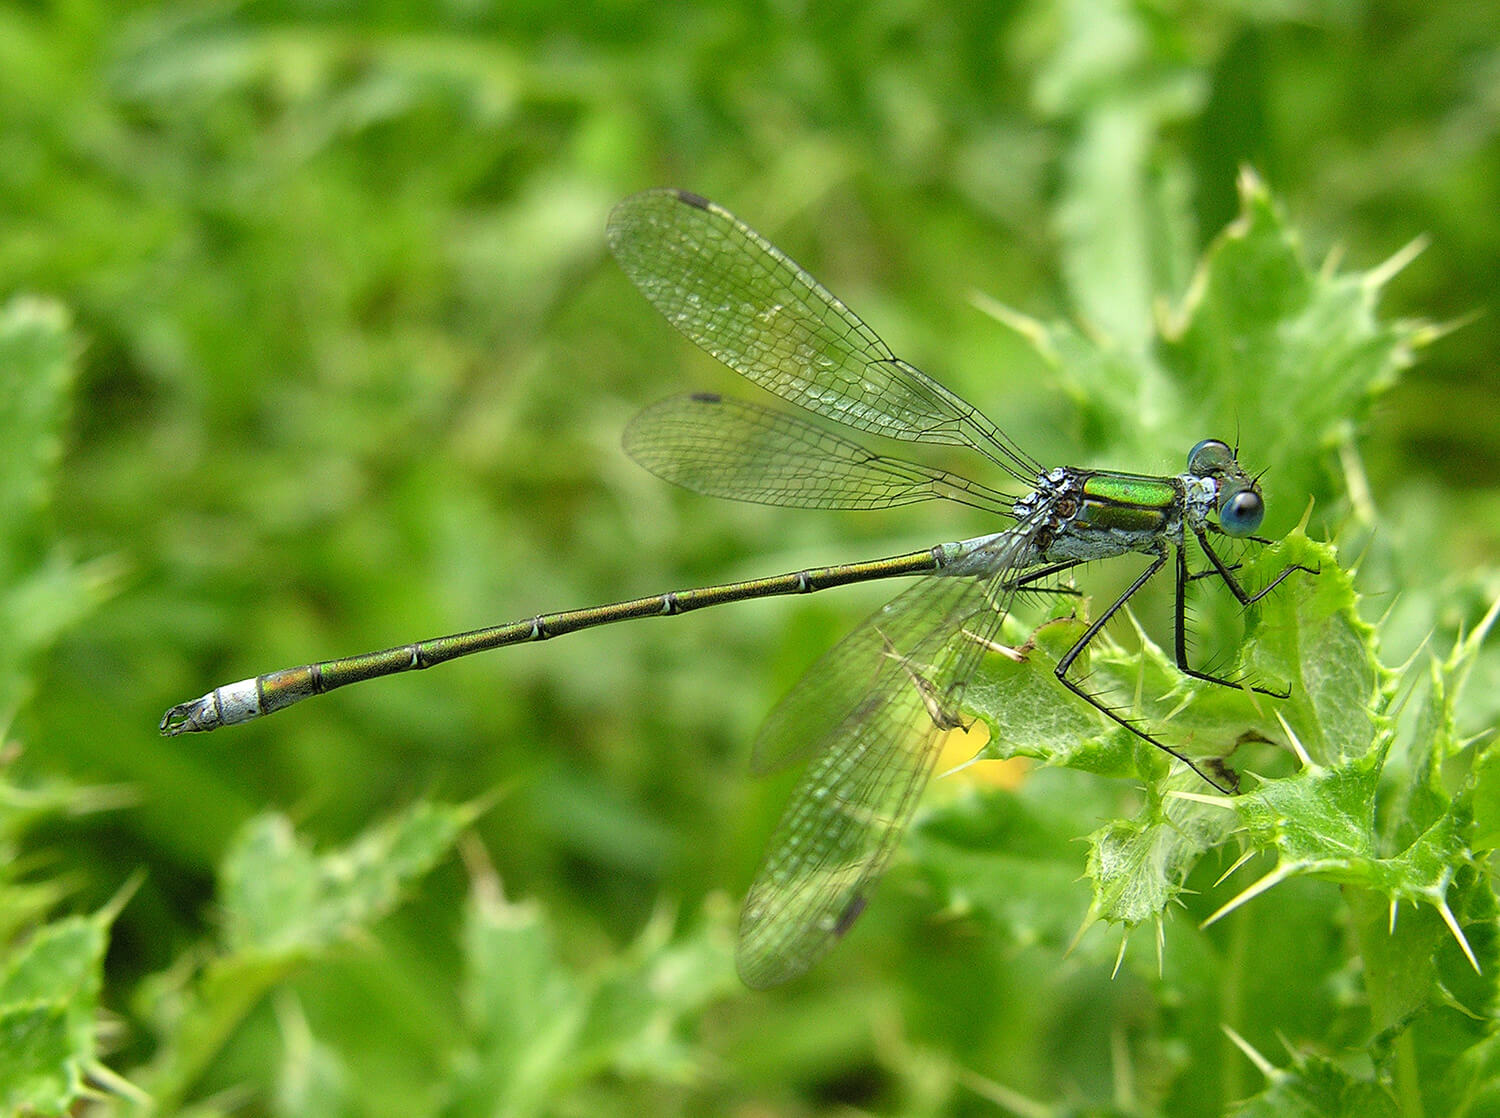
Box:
(1, 0), (1497, 1114)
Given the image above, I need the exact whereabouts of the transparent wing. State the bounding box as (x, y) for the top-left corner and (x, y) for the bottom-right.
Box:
(607, 189), (1041, 483)
(735, 531), (1035, 988)
(623, 393), (1015, 513)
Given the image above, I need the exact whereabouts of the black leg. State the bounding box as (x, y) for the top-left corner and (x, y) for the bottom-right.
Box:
(1187, 562), (1238, 583)
(1193, 528), (1316, 607)
(1177, 530), (1318, 697)
(1173, 544), (1277, 694)
(1001, 558), (1087, 598)
(1052, 546), (1236, 794)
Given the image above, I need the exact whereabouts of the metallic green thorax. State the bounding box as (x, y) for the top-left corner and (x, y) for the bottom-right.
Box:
(1007, 465), (1202, 566)
(1077, 472), (1180, 533)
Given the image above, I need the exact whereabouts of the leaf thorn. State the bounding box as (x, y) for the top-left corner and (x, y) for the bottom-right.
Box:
(1364, 233), (1430, 291)
(1066, 908), (1100, 959)
(1275, 710), (1312, 769)
(1437, 899), (1481, 974)
(1111, 930), (1129, 979)
(1221, 1023), (1277, 1079)
(1202, 863), (1296, 928)
(1213, 847), (1257, 888)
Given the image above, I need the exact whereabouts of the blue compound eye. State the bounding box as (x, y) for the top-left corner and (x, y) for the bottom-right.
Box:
(1188, 439), (1235, 475)
(1219, 486), (1264, 536)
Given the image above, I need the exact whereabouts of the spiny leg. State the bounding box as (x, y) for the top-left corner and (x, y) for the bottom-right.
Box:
(1175, 532), (1317, 696)
(1000, 559), (1087, 599)
(1192, 528), (1317, 607)
(1173, 543), (1277, 694)
(1052, 546), (1236, 794)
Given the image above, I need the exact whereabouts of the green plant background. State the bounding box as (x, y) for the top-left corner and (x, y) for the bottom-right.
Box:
(3, 2), (1498, 1115)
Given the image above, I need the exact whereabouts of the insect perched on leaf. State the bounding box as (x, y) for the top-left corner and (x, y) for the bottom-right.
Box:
(163, 189), (1310, 987)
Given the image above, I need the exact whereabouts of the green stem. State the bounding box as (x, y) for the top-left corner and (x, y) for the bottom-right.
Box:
(1346, 885), (1428, 1118)
(1219, 899), (1250, 1106)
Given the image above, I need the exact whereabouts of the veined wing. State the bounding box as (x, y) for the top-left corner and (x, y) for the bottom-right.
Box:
(735, 531), (1035, 988)
(623, 393), (1016, 513)
(606, 189), (1041, 484)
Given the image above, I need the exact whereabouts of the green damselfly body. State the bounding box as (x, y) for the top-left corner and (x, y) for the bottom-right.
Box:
(162, 188), (1309, 988)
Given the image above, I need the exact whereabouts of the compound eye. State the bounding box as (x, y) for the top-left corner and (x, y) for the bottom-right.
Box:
(1219, 487), (1264, 536)
(1188, 439), (1235, 475)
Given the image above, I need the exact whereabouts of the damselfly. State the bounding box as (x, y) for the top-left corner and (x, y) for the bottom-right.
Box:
(162, 189), (1308, 988)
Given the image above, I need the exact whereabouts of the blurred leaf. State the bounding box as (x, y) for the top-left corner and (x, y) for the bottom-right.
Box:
(1473, 745), (1500, 853)
(0, 294), (140, 1111)
(138, 801), (473, 1110)
(910, 782), (1096, 949)
(0, 1004), (75, 1113)
(1226, 1047), (1400, 1117)
(436, 883), (736, 1117)
(0, 298), (121, 735)
(221, 800), (478, 955)
(0, 893), (133, 1113)
(272, 994), (356, 1118)
(0, 297), (73, 552)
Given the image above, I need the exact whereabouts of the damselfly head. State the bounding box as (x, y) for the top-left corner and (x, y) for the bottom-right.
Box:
(1187, 439), (1264, 537)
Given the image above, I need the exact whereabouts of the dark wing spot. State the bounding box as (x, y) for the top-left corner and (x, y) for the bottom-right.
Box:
(690, 391), (722, 404)
(675, 189), (711, 210)
(834, 894), (868, 937)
